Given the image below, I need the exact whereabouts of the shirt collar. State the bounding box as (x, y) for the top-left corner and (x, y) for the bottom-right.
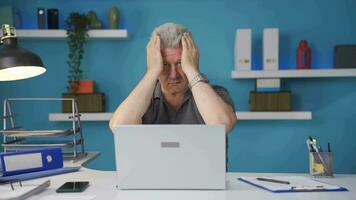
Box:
(153, 81), (163, 99)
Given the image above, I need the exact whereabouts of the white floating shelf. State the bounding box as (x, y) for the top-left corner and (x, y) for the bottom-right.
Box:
(16, 29), (128, 39)
(231, 69), (356, 79)
(49, 112), (312, 121)
(49, 112), (112, 121)
(236, 111), (312, 120)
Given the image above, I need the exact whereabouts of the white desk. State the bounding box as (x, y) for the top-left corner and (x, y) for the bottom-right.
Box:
(28, 167), (355, 200)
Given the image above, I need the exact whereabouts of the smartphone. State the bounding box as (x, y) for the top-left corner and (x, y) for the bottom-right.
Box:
(56, 181), (89, 193)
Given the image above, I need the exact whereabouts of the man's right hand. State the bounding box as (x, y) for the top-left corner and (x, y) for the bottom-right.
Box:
(146, 32), (163, 77)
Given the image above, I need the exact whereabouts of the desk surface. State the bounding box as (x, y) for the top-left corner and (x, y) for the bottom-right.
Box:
(28, 167), (355, 200)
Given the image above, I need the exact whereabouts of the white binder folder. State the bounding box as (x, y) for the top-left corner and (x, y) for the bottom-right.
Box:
(263, 28), (279, 70)
(235, 29), (252, 71)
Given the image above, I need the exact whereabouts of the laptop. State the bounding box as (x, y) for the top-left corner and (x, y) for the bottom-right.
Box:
(113, 125), (226, 190)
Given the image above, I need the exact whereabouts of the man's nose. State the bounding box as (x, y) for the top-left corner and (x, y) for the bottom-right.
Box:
(168, 66), (178, 79)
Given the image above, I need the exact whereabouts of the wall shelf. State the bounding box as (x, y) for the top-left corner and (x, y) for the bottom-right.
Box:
(231, 69), (356, 79)
(49, 113), (113, 121)
(49, 112), (311, 121)
(236, 111), (312, 120)
(16, 29), (128, 39)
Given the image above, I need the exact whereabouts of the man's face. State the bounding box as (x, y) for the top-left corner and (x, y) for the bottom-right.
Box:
(159, 48), (189, 96)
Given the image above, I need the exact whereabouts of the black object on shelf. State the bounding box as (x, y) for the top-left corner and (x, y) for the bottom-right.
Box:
(335, 45), (356, 69)
(37, 8), (45, 29)
(47, 8), (59, 29)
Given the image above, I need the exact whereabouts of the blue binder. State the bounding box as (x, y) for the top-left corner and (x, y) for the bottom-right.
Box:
(0, 148), (63, 176)
(0, 167), (80, 182)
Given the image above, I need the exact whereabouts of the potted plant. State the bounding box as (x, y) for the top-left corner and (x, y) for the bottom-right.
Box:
(65, 12), (93, 93)
(62, 12), (105, 113)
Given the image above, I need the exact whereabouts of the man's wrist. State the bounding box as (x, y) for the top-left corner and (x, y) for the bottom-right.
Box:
(188, 73), (209, 90)
(184, 67), (200, 81)
(145, 69), (161, 80)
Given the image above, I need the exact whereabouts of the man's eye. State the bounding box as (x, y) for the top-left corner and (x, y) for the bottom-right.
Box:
(164, 64), (170, 68)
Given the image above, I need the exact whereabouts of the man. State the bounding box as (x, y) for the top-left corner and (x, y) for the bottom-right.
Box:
(109, 23), (237, 133)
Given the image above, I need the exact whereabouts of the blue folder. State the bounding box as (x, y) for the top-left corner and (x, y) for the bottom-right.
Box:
(0, 166), (80, 182)
(0, 148), (63, 176)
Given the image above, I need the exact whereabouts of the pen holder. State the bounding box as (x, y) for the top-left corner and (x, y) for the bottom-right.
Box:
(309, 152), (333, 177)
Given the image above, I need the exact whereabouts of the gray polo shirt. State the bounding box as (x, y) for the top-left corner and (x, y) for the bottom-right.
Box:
(142, 82), (235, 124)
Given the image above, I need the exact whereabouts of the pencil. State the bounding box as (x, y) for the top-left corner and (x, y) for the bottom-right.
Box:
(256, 177), (290, 185)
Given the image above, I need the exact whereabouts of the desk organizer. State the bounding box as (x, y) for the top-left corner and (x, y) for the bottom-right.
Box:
(309, 152), (333, 177)
(0, 98), (85, 159)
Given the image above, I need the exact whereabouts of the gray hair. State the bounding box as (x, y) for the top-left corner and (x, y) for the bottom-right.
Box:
(152, 23), (191, 49)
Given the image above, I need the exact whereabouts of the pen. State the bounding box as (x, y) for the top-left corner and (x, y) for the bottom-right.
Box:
(256, 177), (290, 185)
(328, 142), (331, 152)
(309, 136), (329, 173)
(308, 136), (316, 152)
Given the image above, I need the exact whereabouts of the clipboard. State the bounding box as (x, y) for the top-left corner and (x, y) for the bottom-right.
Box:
(238, 176), (348, 193)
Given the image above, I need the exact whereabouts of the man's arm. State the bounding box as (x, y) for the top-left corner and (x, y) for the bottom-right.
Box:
(190, 81), (237, 133)
(181, 33), (237, 133)
(109, 33), (163, 129)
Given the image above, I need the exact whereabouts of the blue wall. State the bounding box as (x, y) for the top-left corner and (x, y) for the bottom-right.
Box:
(1, 0), (355, 173)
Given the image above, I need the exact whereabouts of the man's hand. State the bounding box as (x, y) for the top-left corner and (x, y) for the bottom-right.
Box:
(181, 32), (200, 79)
(146, 32), (163, 77)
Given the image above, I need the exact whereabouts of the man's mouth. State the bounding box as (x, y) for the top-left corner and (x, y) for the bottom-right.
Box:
(168, 81), (180, 85)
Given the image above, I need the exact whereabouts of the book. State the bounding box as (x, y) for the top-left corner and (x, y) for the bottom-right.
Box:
(256, 79), (281, 92)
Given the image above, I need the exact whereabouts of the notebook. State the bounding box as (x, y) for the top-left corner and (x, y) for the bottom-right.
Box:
(238, 176), (348, 193)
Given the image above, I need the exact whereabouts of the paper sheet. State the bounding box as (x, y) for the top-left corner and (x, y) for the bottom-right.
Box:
(0, 179), (50, 200)
(38, 194), (96, 200)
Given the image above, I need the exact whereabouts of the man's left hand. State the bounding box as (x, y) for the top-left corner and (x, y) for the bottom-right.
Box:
(181, 33), (200, 78)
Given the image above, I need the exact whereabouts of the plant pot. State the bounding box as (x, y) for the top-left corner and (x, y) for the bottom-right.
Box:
(70, 80), (94, 94)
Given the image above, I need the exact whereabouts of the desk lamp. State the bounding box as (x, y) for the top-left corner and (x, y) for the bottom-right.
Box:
(0, 24), (46, 81)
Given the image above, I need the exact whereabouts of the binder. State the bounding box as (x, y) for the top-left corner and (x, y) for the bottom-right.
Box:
(238, 176), (348, 193)
(263, 28), (279, 70)
(0, 167), (80, 182)
(235, 29), (252, 71)
(0, 148), (63, 176)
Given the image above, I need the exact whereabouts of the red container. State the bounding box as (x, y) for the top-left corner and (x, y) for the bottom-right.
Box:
(296, 40), (311, 69)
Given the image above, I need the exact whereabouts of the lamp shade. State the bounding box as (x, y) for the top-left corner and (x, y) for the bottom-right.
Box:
(0, 25), (46, 81)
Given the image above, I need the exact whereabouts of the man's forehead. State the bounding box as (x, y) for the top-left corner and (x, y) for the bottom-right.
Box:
(162, 48), (182, 57)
